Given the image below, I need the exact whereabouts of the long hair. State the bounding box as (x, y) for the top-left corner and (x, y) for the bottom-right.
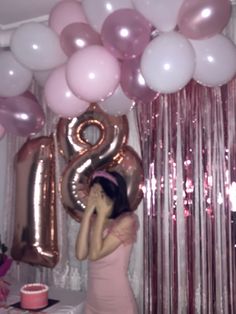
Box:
(90, 171), (131, 219)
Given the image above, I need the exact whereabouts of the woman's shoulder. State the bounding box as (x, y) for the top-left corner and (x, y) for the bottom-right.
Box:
(107, 212), (139, 245)
(115, 212), (139, 229)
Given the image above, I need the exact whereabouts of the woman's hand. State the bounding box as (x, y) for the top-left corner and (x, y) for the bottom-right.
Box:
(85, 186), (98, 215)
(96, 191), (113, 218)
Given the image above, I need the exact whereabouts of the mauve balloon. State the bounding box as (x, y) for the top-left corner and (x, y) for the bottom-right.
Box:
(101, 8), (152, 60)
(0, 92), (45, 137)
(60, 22), (102, 57)
(177, 0), (232, 39)
(120, 56), (158, 103)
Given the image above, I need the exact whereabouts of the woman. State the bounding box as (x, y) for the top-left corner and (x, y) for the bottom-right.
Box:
(76, 170), (139, 314)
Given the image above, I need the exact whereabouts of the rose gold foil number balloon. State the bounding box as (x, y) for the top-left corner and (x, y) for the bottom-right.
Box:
(57, 104), (143, 222)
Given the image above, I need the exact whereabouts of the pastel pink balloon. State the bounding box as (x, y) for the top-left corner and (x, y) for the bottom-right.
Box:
(49, 0), (87, 35)
(177, 0), (232, 39)
(66, 45), (120, 102)
(120, 56), (158, 103)
(101, 9), (152, 60)
(44, 65), (89, 117)
(60, 23), (102, 57)
(0, 92), (45, 137)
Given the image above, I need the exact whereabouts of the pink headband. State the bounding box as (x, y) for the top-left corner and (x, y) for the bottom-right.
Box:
(92, 171), (118, 186)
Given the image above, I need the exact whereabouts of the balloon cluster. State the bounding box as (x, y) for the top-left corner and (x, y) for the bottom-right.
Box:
(0, 0), (235, 137)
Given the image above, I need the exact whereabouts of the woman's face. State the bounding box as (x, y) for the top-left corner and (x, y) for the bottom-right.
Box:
(91, 183), (114, 217)
(90, 183), (105, 197)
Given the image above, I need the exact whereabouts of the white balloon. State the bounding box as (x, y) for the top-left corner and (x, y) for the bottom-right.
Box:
(0, 51), (32, 97)
(99, 85), (134, 116)
(191, 34), (236, 87)
(141, 31), (195, 94)
(10, 22), (67, 71)
(82, 0), (133, 32)
(133, 0), (184, 32)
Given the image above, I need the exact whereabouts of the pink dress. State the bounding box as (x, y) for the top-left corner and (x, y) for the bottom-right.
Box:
(84, 213), (139, 314)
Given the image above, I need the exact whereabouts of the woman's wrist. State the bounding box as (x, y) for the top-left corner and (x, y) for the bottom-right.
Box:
(96, 209), (108, 219)
(83, 208), (94, 218)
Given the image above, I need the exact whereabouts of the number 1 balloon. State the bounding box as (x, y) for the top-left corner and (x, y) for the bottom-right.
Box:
(11, 136), (59, 268)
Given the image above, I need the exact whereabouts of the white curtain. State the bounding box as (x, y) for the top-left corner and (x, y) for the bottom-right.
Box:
(0, 86), (144, 311)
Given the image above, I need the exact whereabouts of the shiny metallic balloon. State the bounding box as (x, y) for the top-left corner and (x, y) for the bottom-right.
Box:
(11, 136), (58, 268)
(58, 104), (143, 221)
(111, 145), (144, 211)
(58, 104), (129, 221)
(57, 103), (128, 160)
(0, 92), (45, 137)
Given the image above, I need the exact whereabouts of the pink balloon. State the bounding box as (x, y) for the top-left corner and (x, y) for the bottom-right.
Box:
(177, 0), (232, 39)
(49, 0), (87, 35)
(101, 8), (152, 60)
(66, 45), (120, 102)
(0, 92), (45, 137)
(60, 23), (102, 57)
(120, 56), (158, 103)
(44, 65), (89, 117)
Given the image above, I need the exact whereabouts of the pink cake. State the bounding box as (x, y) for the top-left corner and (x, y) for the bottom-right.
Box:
(20, 283), (49, 310)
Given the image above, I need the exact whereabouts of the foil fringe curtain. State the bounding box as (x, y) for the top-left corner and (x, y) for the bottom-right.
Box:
(136, 79), (236, 313)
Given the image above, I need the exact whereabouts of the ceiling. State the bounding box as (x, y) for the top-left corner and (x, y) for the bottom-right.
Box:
(0, 0), (62, 30)
(0, 0), (235, 46)
(1, 0), (236, 30)
(0, 0), (64, 47)
(2, 0), (236, 26)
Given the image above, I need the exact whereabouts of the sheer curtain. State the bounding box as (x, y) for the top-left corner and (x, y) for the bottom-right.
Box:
(0, 84), (144, 311)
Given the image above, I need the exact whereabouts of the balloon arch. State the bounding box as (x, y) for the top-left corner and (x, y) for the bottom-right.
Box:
(0, 0), (235, 138)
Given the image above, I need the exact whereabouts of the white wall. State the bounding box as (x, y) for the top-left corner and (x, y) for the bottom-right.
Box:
(0, 136), (7, 237)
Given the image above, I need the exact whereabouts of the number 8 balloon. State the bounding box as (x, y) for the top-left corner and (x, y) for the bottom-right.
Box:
(57, 104), (143, 222)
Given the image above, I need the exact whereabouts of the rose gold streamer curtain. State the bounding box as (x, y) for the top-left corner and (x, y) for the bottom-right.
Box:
(136, 80), (236, 313)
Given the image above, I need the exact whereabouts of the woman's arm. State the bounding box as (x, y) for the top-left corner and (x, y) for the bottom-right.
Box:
(75, 188), (97, 260)
(75, 211), (93, 260)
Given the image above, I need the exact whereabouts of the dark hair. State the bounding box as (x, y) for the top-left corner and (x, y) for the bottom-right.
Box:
(90, 171), (131, 219)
